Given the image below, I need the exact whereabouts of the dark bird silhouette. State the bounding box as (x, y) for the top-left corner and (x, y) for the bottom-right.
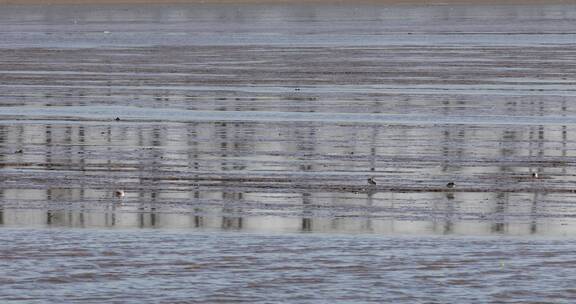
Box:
(114, 190), (125, 198)
(367, 177), (377, 185)
(446, 182), (455, 189)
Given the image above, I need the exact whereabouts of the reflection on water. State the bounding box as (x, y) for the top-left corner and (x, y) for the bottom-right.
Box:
(1, 116), (576, 236)
(2, 4), (576, 303)
(0, 3), (576, 236)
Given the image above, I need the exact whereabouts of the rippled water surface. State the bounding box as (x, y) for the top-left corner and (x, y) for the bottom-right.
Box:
(3, 229), (576, 303)
(1, 2), (576, 302)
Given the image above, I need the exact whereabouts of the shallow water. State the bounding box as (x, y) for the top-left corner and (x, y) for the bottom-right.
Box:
(1, 3), (576, 302)
(2, 228), (576, 303)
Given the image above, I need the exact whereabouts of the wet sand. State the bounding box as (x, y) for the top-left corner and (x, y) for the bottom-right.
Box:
(1, 3), (576, 302)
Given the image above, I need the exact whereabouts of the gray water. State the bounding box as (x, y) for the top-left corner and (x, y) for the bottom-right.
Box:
(1, 3), (576, 302)
(2, 228), (576, 303)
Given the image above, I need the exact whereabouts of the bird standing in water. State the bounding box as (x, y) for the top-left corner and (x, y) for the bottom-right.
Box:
(114, 190), (125, 198)
(367, 177), (377, 185)
(446, 182), (455, 189)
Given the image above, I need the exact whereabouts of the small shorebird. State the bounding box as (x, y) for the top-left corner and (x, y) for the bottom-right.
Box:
(446, 182), (455, 189)
(367, 177), (377, 185)
(114, 190), (125, 198)
(512, 172), (541, 181)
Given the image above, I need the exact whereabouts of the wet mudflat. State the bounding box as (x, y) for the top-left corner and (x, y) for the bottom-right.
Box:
(1, 2), (576, 302)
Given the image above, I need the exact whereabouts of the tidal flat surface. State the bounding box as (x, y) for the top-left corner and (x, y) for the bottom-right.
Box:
(1, 3), (576, 302)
